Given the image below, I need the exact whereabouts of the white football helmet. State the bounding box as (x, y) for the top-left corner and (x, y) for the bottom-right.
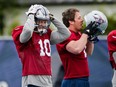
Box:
(34, 6), (51, 35)
(84, 10), (108, 34)
(35, 6), (50, 21)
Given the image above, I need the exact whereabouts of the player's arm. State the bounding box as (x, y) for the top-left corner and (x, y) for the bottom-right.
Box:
(66, 22), (96, 55)
(66, 35), (94, 55)
(20, 5), (41, 43)
(66, 34), (88, 55)
(113, 52), (116, 64)
(85, 41), (94, 56)
(20, 14), (35, 43)
(50, 17), (71, 44)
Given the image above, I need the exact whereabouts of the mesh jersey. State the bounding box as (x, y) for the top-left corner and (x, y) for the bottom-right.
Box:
(12, 26), (52, 76)
(107, 30), (116, 69)
(56, 30), (89, 79)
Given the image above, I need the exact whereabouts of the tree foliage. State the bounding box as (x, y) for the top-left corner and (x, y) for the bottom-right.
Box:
(105, 13), (116, 35)
(0, 0), (17, 35)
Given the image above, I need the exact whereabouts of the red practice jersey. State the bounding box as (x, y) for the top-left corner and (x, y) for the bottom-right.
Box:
(56, 30), (89, 79)
(107, 30), (116, 69)
(12, 26), (52, 76)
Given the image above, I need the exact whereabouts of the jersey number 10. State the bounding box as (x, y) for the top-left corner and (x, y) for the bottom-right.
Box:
(38, 39), (51, 57)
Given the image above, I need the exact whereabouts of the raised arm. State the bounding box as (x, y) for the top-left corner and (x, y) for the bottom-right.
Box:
(50, 16), (71, 45)
(20, 4), (43, 43)
(20, 15), (35, 43)
(85, 41), (94, 56)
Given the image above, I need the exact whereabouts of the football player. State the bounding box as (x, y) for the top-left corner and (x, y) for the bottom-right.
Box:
(107, 30), (116, 87)
(56, 8), (108, 87)
(12, 4), (71, 87)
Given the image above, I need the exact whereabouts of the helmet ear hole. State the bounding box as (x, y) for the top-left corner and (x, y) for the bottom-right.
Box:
(84, 10), (108, 34)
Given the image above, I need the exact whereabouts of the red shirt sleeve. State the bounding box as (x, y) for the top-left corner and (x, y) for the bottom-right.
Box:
(107, 30), (116, 69)
(12, 26), (23, 45)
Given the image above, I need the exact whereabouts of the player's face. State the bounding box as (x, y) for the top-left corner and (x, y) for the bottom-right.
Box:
(36, 20), (48, 29)
(73, 12), (83, 31)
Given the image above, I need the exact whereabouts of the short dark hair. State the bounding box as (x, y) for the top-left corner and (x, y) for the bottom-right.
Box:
(62, 8), (79, 27)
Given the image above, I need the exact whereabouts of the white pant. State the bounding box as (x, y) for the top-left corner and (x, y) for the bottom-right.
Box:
(22, 75), (53, 87)
(112, 70), (116, 87)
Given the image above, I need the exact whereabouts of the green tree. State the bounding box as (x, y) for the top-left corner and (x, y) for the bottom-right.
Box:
(0, 0), (17, 35)
(105, 13), (116, 35)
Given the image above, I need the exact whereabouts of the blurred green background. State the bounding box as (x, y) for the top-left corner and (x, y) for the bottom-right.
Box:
(0, 0), (116, 36)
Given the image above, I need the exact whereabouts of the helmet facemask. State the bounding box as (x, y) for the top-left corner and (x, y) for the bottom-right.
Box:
(34, 18), (50, 35)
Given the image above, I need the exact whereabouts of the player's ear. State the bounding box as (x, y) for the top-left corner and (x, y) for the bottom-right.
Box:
(69, 20), (74, 25)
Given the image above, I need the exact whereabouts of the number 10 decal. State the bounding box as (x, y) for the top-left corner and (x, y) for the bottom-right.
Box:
(38, 39), (51, 56)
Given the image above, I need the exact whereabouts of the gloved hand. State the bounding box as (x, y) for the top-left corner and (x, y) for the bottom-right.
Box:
(83, 21), (99, 36)
(49, 14), (54, 21)
(88, 35), (99, 43)
(26, 4), (43, 16)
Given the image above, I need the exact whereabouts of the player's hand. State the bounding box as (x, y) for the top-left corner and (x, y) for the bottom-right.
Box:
(88, 35), (99, 43)
(83, 21), (99, 36)
(26, 4), (43, 16)
(49, 14), (54, 21)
